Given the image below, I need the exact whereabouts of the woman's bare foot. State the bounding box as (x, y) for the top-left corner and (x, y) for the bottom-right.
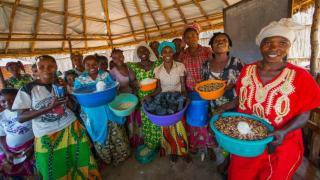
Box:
(208, 148), (216, 161)
(169, 155), (178, 163)
(184, 154), (192, 163)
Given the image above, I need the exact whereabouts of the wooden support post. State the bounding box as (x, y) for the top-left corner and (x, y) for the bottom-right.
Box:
(120, 0), (137, 41)
(62, 0), (68, 50)
(310, 0), (320, 76)
(173, 0), (187, 24)
(133, 0), (148, 41)
(5, 0), (20, 54)
(31, 0), (44, 52)
(81, 0), (88, 49)
(0, 68), (5, 88)
(101, 0), (113, 47)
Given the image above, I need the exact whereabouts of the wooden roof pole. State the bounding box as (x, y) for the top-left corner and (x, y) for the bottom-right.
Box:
(223, 0), (230, 6)
(31, 0), (44, 52)
(156, 0), (175, 33)
(133, 0), (148, 41)
(192, 0), (211, 27)
(4, 0), (20, 54)
(0, 0), (197, 24)
(310, 0), (320, 76)
(144, 0), (160, 35)
(0, 68), (5, 89)
(173, 0), (187, 24)
(120, 0), (137, 41)
(81, 0), (88, 50)
(62, 0), (68, 50)
(101, 0), (113, 47)
(0, 12), (223, 42)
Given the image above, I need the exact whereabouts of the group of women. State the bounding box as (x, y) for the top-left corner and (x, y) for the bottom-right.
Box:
(0, 18), (319, 180)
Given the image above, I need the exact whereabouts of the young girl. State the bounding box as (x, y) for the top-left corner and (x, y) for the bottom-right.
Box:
(71, 51), (85, 76)
(64, 70), (78, 94)
(12, 55), (101, 180)
(127, 43), (162, 156)
(110, 49), (143, 149)
(95, 54), (109, 72)
(0, 88), (34, 178)
(180, 23), (215, 159)
(5, 61), (33, 89)
(74, 55), (130, 166)
(153, 41), (189, 163)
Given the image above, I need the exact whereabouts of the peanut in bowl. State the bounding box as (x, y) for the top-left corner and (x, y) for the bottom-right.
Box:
(195, 80), (226, 100)
(210, 112), (274, 157)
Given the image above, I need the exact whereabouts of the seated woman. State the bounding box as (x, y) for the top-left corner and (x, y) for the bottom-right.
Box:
(153, 41), (189, 163)
(12, 55), (101, 179)
(201, 32), (244, 168)
(74, 55), (130, 166)
(110, 49), (143, 149)
(5, 61), (33, 89)
(0, 88), (34, 178)
(220, 18), (320, 180)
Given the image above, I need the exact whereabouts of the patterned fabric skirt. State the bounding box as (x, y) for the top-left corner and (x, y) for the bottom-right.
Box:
(93, 121), (131, 166)
(141, 110), (161, 150)
(35, 120), (101, 180)
(160, 119), (188, 156)
(0, 139), (34, 177)
(126, 109), (143, 149)
(187, 125), (215, 153)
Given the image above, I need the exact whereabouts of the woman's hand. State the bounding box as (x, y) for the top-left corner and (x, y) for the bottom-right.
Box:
(4, 151), (15, 164)
(225, 83), (235, 91)
(48, 96), (68, 109)
(268, 129), (287, 146)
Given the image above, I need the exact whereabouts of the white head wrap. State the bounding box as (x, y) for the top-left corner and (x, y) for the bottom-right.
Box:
(256, 18), (304, 46)
(133, 42), (157, 62)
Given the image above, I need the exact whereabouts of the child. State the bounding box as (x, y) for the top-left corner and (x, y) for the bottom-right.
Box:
(110, 49), (143, 149)
(12, 55), (101, 179)
(95, 54), (109, 72)
(71, 51), (85, 75)
(153, 41), (189, 163)
(64, 70), (78, 94)
(0, 88), (34, 177)
(5, 61), (33, 89)
(31, 63), (39, 80)
(74, 55), (130, 166)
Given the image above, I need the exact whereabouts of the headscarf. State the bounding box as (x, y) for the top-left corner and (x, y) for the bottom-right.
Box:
(133, 42), (157, 62)
(256, 18), (304, 46)
(184, 22), (201, 34)
(158, 41), (176, 55)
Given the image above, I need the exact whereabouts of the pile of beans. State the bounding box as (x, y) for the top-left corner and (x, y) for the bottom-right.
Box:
(214, 116), (268, 140)
(199, 83), (224, 92)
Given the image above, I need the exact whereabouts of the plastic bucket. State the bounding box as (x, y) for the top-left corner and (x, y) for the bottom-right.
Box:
(186, 92), (209, 127)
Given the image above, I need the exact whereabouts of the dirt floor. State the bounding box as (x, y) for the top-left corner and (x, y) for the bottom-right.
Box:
(101, 154), (320, 180)
(102, 154), (222, 180)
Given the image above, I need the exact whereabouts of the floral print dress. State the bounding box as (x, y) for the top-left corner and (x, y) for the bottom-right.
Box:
(127, 60), (162, 150)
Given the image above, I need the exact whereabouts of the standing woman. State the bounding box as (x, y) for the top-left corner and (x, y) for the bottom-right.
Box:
(127, 42), (162, 154)
(74, 55), (130, 166)
(180, 23), (215, 157)
(5, 61), (33, 89)
(12, 55), (101, 180)
(110, 48), (143, 149)
(154, 41), (189, 162)
(221, 19), (320, 180)
(201, 32), (243, 171)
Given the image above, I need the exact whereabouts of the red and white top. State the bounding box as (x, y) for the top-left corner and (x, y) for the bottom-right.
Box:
(236, 62), (320, 130)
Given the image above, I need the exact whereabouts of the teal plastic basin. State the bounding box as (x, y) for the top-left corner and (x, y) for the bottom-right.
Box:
(210, 112), (274, 157)
(108, 93), (138, 117)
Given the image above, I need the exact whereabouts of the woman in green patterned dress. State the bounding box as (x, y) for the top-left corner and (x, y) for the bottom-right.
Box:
(5, 61), (33, 89)
(127, 43), (162, 155)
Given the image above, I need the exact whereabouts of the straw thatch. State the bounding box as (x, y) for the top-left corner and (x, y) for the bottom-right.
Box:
(0, 0), (315, 58)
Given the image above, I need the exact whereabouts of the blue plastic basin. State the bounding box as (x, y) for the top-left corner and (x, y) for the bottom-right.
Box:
(210, 112), (274, 157)
(186, 92), (209, 127)
(72, 83), (118, 107)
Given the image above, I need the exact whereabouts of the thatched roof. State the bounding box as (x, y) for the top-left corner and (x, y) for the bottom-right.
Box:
(0, 0), (314, 58)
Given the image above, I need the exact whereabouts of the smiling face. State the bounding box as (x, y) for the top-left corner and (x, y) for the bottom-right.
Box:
(137, 46), (150, 61)
(183, 29), (199, 48)
(71, 55), (83, 67)
(37, 58), (57, 84)
(260, 36), (290, 63)
(84, 57), (99, 76)
(211, 34), (230, 54)
(161, 46), (174, 63)
(0, 93), (15, 111)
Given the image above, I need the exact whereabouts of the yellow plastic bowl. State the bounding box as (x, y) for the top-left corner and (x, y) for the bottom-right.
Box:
(195, 80), (226, 100)
(140, 79), (157, 92)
